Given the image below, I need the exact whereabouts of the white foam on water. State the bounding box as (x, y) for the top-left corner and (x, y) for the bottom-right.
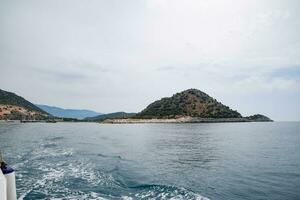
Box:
(65, 161), (118, 187)
(18, 188), (33, 200)
(51, 192), (109, 200)
(89, 192), (109, 200)
(67, 162), (100, 183)
(17, 161), (66, 199)
(37, 168), (65, 186)
(17, 168), (64, 200)
(15, 139), (210, 200)
(31, 147), (74, 159)
(121, 196), (133, 200)
(131, 186), (210, 200)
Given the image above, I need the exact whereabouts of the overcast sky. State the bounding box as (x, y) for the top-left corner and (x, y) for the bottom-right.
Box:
(1, 0), (300, 120)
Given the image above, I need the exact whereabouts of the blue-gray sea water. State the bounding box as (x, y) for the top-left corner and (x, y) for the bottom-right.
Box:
(0, 122), (299, 200)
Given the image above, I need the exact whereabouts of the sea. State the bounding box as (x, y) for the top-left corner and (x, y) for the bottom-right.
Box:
(0, 122), (299, 200)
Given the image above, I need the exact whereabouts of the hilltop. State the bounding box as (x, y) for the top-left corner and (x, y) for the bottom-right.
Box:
(135, 89), (242, 119)
(245, 114), (273, 122)
(104, 89), (272, 123)
(0, 89), (50, 120)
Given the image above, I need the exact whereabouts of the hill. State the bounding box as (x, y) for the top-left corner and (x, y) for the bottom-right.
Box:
(0, 89), (50, 120)
(85, 112), (136, 122)
(135, 89), (242, 119)
(245, 114), (273, 122)
(36, 104), (102, 120)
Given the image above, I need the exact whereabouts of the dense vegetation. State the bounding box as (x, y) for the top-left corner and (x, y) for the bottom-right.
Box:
(85, 112), (136, 122)
(245, 114), (273, 122)
(135, 89), (242, 119)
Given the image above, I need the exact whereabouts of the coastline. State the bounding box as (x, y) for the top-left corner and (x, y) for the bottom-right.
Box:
(101, 117), (273, 124)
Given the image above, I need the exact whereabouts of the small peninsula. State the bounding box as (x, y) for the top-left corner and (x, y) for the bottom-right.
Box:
(102, 89), (273, 123)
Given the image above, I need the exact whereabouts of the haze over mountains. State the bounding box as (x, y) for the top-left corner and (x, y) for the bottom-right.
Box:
(36, 104), (102, 120)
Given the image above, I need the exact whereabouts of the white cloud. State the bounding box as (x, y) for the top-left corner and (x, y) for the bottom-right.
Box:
(234, 76), (300, 93)
(0, 0), (300, 120)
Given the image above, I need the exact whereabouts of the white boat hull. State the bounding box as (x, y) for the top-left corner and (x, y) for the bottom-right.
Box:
(0, 169), (16, 200)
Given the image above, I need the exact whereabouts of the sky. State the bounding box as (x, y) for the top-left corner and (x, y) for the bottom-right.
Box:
(0, 0), (300, 121)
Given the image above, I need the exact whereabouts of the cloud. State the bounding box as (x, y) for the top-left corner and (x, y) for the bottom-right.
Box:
(30, 59), (111, 82)
(232, 65), (300, 93)
(256, 9), (291, 27)
(0, 0), (300, 120)
(234, 76), (300, 93)
(33, 67), (88, 81)
(156, 66), (177, 71)
(271, 66), (300, 79)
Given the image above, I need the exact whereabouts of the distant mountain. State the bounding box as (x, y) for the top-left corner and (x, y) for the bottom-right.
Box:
(0, 89), (50, 120)
(36, 104), (102, 120)
(85, 112), (136, 121)
(245, 114), (273, 122)
(135, 89), (242, 119)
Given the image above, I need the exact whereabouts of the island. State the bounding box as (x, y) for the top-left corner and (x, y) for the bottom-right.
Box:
(100, 89), (273, 123)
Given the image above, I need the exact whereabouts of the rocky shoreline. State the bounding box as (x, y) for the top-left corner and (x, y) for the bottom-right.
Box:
(101, 117), (273, 124)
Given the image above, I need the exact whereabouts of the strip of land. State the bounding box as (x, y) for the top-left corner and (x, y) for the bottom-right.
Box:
(101, 117), (269, 124)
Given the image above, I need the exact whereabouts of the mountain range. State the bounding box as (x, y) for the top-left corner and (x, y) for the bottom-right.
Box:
(36, 104), (102, 120)
(0, 88), (272, 122)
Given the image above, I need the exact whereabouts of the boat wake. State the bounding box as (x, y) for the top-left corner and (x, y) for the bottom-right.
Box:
(15, 137), (209, 200)
(123, 184), (209, 200)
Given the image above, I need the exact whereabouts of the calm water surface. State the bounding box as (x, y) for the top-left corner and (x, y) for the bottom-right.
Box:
(0, 122), (299, 200)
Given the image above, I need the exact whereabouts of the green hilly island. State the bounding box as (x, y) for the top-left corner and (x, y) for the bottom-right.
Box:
(104, 89), (272, 123)
(135, 89), (242, 119)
